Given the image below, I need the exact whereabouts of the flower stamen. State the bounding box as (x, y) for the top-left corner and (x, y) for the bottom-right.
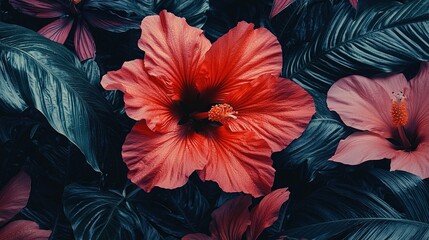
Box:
(390, 91), (408, 127)
(208, 103), (238, 124)
(391, 91), (411, 149)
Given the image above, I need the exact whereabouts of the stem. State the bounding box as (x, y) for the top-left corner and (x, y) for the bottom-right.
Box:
(398, 126), (411, 149)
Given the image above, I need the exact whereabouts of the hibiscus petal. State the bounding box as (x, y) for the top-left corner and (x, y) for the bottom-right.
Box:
(408, 62), (429, 134)
(101, 59), (178, 132)
(123, 121), (209, 192)
(182, 233), (214, 240)
(225, 74), (315, 152)
(210, 195), (252, 240)
(38, 17), (74, 44)
(197, 21), (282, 102)
(246, 188), (290, 240)
(0, 170), (31, 225)
(390, 142), (429, 179)
(330, 132), (397, 165)
(0, 220), (51, 240)
(74, 20), (96, 61)
(198, 127), (274, 197)
(270, 0), (294, 18)
(9, 0), (66, 18)
(138, 10), (211, 100)
(371, 73), (410, 101)
(327, 75), (396, 138)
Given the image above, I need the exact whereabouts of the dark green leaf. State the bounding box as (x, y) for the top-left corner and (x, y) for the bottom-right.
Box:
(282, 171), (429, 239)
(63, 184), (161, 240)
(155, 0), (209, 28)
(284, 0), (429, 93)
(204, 0), (272, 41)
(0, 22), (120, 172)
(367, 169), (429, 223)
(83, 0), (141, 32)
(136, 182), (211, 237)
(81, 59), (101, 86)
(271, 0), (334, 48)
(273, 91), (352, 184)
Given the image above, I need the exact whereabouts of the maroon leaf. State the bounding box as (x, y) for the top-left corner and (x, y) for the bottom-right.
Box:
(0, 171), (31, 225)
(0, 220), (51, 240)
(74, 20), (96, 61)
(9, 0), (66, 18)
(38, 17), (74, 44)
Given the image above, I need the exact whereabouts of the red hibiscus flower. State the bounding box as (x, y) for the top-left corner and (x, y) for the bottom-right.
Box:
(327, 63), (429, 179)
(270, 0), (358, 18)
(183, 188), (290, 240)
(101, 10), (314, 197)
(9, 0), (139, 60)
(0, 170), (51, 239)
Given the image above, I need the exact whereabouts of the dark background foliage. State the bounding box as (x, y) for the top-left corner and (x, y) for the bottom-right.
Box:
(1, 0), (429, 239)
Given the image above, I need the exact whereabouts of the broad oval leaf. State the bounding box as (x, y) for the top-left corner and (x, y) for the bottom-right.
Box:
(63, 184), (161, 240)
(0, 22), (120, 172)
(136, 181), (211, 237)
(284, 0), (429, 93)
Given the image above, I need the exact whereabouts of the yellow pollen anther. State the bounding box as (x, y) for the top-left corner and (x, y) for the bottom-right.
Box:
(208, 103), (238, 124)
(390, 91), (408, 127)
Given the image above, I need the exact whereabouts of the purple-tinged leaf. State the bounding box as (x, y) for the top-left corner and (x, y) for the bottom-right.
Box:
(38, 17), (74, 44)
(0, 220), (51, 240)
(9, 0), (66, 18)
(0, 170), (31, 225)
(74, 20), (96, 61)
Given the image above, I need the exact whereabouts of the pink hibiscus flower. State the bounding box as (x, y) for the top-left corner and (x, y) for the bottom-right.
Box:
(183, 188), (290, 240)
(0, 171), (51, 239)
(327, 63), (429, 179)
(101, 10), (314, 197)
(9, 0), (139, 60)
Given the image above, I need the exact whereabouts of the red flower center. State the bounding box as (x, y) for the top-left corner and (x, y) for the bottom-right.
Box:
(208, 103), (238, 124)
(186, 98), (238, 131)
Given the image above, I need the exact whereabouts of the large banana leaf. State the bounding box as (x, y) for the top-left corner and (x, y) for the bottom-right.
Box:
(283, 0), (429, 92)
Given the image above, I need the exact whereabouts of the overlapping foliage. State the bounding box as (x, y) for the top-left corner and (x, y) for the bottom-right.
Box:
(1, 0), (429, 239)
